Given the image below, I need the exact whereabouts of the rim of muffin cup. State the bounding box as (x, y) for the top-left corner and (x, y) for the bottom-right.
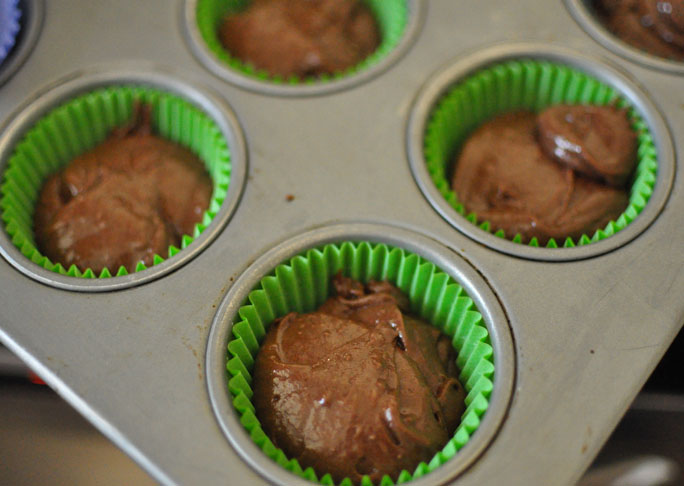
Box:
(407, 43), (675, 262)
(564, 0), (684, 75)
(0, 0), (44, 87)
(183, 0), (425, 97)
(0, 66), (247, 292)
(206, 223), (515, 486)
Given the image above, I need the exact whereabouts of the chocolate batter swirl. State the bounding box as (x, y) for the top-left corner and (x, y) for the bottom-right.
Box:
(34, 104), (212, 273)
(219, 0), (381, 78)
(252, 274), (465, 484)
(537, 105), (637, 187)
(451, 110), (631, 244)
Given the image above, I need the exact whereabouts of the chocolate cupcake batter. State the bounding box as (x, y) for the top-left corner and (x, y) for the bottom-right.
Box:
(252, 274), (465, 484)
(537, 104), (637, 187)
(34, 105), (212, 273)
(451, 110), (630, 244)
(219, 0), (381, 78)
(594, 0), (684, 61)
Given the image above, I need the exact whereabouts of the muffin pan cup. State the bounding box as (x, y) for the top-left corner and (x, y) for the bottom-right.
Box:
(207, 224), (514, 486)
(565, 0), (684, 75)
(183, 0), (425, 96)
(0, 66), (247, 291)
(407, 43), (674, 261)
(0, 1), (682, 486)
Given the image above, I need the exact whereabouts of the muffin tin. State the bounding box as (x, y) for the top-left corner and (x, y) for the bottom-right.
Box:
(0, 0), (682, 485)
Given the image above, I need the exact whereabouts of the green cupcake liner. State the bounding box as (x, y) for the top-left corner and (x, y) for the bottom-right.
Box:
(0, 86), (231, 278)
(196, 0), (408, 85)
(226, 241), (494, 485)
(424, 59), (658, 248)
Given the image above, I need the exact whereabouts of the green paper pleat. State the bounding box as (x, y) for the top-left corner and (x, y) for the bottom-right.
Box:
(195, 0), (408, 85)
(424, 59), (658, 248)
(0, 86), (232, 278)
(226, 241), (495, 485)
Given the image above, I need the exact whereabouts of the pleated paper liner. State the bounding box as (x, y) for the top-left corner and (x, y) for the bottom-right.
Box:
(424, 59), (658, 248)
(0, 86), (231, 278)
(0, 0), (21, 64)
(226, 241), (494, 486)
(196, 0), (408, 85)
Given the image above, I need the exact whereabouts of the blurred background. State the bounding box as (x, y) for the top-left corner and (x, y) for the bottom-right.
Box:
(1, 328), (682, 486)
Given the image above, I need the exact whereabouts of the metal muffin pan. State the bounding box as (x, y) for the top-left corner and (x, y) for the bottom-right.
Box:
(0, 1), (682, 485)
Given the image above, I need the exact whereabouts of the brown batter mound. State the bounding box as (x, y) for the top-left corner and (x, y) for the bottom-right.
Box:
(594, 0), (684, 61)
(537, 104), (637, 187)
(451, 111), (630, 244)
(34, 105), (212, 273)
(253, 274), (465, 485)
(219, 0), (381, 78)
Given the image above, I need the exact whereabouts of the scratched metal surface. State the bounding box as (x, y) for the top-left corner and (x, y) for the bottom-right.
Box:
(0, 1), (682, 485)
